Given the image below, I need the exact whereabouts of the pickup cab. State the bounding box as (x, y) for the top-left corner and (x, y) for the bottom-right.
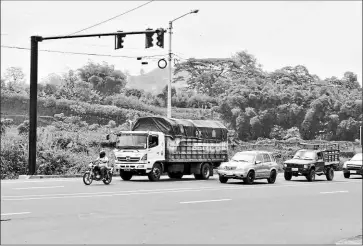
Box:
(283, 143), (340, 182)
(217, 151), (279, 184)
(343, 153), (362, 178)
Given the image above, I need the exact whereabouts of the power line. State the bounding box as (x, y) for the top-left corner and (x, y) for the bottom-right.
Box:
(67, 0), (155, 36)
(1, 45), (168, 59)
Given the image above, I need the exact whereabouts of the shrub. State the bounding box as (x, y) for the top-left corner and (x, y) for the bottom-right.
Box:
(108, 120), (116, 128)
(88, 124), (100, 131)
(17, 120), (29, 135)
(43, 96), (57, 108)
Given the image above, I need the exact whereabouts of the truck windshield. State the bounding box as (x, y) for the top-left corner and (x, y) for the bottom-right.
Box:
(293, 150), (316, 160)
(116, 134), (147, 149)
(351, 153), (362, 161)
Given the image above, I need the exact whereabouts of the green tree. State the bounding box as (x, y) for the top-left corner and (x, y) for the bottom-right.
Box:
(78, 61), (127, 96)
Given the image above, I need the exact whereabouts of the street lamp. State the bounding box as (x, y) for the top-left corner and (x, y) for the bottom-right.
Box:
(167, 9), (199, 118)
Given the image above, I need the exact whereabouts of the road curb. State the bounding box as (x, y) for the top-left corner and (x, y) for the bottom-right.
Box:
(336, 235), (362, 245)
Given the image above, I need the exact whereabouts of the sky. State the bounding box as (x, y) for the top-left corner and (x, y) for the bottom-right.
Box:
(1, 1), (362, 84)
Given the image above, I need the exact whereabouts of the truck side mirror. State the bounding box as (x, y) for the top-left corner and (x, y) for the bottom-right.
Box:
(106, 134), (109, 140)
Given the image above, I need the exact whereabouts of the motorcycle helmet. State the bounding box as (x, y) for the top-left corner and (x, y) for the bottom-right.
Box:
(99, 150), (106, 158)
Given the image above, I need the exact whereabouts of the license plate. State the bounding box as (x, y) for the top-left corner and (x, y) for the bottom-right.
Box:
(124, 168), (130, 171)
(292, 168), (298, 172)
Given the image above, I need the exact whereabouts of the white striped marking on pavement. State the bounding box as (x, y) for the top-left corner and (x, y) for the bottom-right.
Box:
(13, 186), (64, 190)
(320, 190), (349, 194)
(1, 212), (31, 216)
(180, 199), (231, 204)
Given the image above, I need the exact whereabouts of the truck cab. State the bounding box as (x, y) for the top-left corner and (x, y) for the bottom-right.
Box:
(112, 131), (165, 180)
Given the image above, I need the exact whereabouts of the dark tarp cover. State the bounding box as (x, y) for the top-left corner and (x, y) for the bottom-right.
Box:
(132, 117), (228, 141)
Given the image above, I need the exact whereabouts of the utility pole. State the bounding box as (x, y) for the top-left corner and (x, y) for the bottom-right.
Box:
(167, 21), (173, 119)
(28, 29), (165, 175)
(167, 10), (199, 119)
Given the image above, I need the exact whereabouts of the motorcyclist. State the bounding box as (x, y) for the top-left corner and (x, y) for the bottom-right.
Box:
(95, 150), (109, 180)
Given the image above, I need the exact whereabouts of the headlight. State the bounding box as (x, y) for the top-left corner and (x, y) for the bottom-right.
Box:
(137, 165), (145, 168)
(303, 165), (308, 169)
(88, 163), (93, 168)
(283, 164), (287, 168)
(342, 162), (347, 168)
(141, 154), (147, 160)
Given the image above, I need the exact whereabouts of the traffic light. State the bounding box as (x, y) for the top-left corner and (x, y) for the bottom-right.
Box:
(156, 28), (164, 48)
(145, 32), (154, 48)
(115, 33), (126, 49)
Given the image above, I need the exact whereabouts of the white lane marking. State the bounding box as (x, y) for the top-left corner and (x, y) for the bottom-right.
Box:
(180, 199), (231, 204)
(320, 191), (349, 194)
(2, 186), (217, 198)
(1, 212), (31, 216)
(2, 181), (360, 201)
(13, 186), (64, 190)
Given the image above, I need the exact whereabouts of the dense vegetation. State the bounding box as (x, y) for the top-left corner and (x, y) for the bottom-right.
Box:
(1, 51), (361, 179)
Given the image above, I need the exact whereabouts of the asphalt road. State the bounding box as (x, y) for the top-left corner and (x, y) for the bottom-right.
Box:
(1, 171), (362, 244)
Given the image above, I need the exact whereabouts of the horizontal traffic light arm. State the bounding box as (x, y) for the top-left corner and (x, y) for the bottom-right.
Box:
(40, 29), (166, 41)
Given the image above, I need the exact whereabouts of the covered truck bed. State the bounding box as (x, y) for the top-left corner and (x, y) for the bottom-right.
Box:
(132, 116), (228, 141)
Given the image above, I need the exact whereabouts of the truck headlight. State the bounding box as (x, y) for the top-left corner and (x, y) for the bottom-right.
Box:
(141, 154), (147, 161)
(283, 164), (287, 168)
(304, 165), (308, 169)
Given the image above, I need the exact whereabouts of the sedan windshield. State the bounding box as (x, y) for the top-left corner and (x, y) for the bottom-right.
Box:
(116, 134), (147, 149)
(231, 152), (255, 163)
(293, 150), (316, 160)
(351, 153), (362, 161)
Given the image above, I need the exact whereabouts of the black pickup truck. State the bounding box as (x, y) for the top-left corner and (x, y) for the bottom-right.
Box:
(283, 143), (340, 182)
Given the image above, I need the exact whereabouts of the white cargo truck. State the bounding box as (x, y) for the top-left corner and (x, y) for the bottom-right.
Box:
(107, 117), (229, 181)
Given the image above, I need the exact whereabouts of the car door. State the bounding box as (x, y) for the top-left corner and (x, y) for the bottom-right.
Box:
(147, 134), (163, 162)
(316, 151), (324, 172)
(255, 154), (264, 178)
(262, 153), (272, 178)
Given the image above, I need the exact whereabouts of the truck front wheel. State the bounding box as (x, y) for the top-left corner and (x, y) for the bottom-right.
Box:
(306, 169), (315, 182)
(120, 171), (133, 181)
(219, 176), (228, 183)
(326, 167), (334, 181)
(343, 172), (350, 179)
(284, 171), (292, 181)
(148, 163), (162, 181)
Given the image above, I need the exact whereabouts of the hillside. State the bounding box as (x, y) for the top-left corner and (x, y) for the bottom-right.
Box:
(126, 68), (189, 93)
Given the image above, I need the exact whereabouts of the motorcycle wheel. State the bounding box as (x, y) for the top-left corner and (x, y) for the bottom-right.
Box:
(83, 172), (93, 185)
(103, 174), (112, 185)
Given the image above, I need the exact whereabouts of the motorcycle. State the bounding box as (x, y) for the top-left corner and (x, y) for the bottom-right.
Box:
(83, 161), (114, 185)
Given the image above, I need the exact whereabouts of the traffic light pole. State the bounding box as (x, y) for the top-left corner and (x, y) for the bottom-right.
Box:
(29, 36), (41, 175)
(27, 29), (164, 175)
(167, 21), (173, 119)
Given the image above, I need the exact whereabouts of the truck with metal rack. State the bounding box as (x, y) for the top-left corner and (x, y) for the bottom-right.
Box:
(283, 142), (340, 182)
(107, 116), (229, 181)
